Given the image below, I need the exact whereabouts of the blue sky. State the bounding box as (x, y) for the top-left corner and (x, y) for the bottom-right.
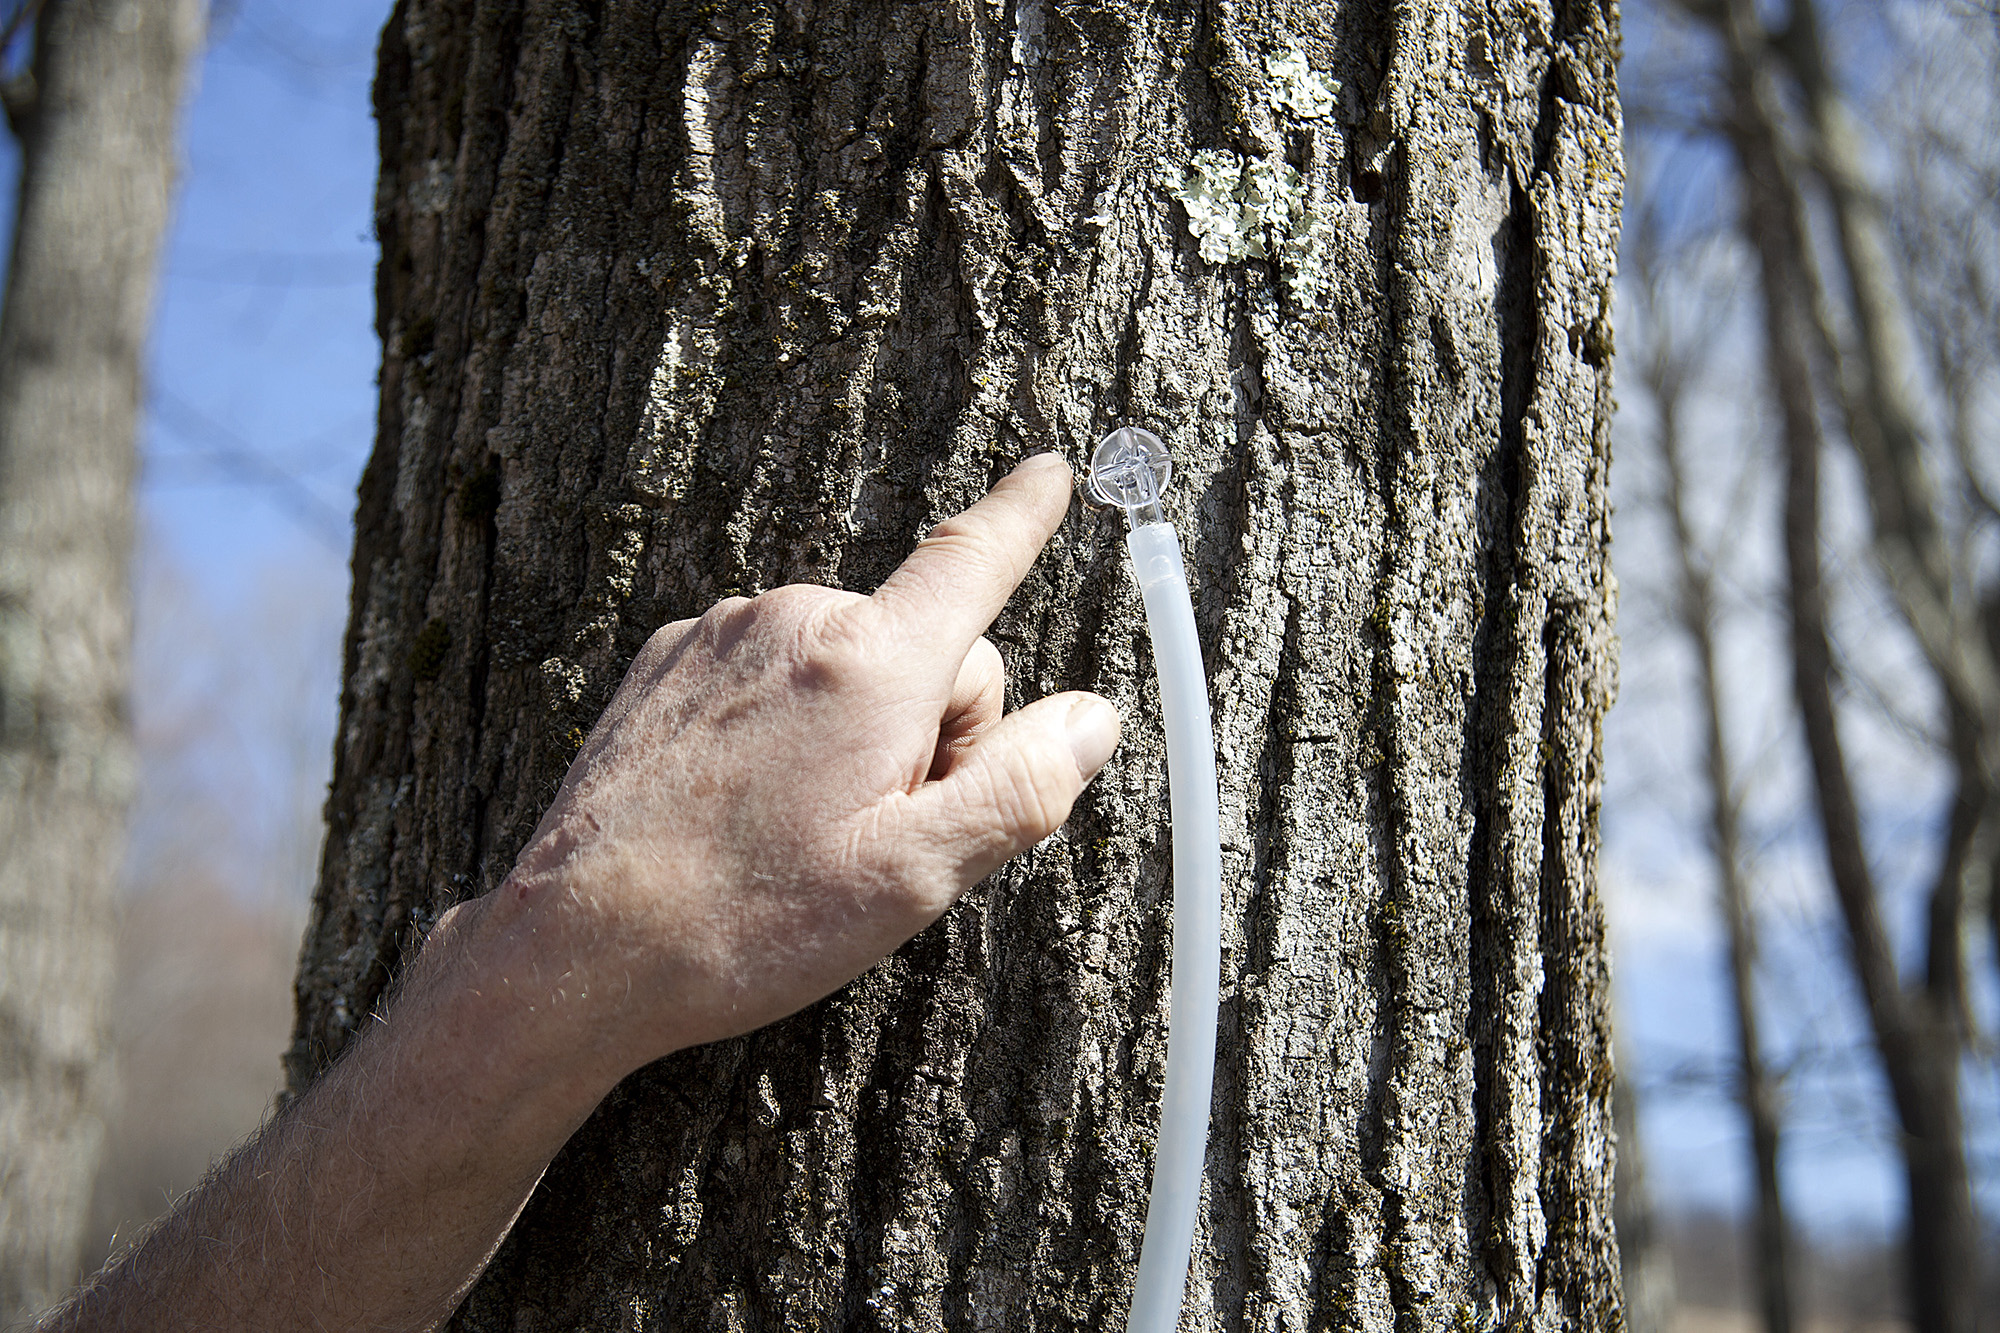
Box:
(13, 0), (1984, 1257)
(143, 3), (383, 582)
(111, 4), (386, 911)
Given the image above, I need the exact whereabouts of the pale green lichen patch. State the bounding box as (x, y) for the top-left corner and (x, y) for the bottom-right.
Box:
(1171, 150), (1335, 306)
(1267, 48), (1338, 119)
(1278, 213), (1334, 306)
(1176, 150), (1296, 263)
(1169, 49), (1339, 307)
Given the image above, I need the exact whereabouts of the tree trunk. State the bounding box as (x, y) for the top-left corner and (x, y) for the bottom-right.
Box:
(1654, 353), (1793, 1333)
(0, 0), (203, 1322)
(1611, 1060), (1674, 1333)
(289, 1), (1625, 1327)
(1716, 4), (1985, 1326)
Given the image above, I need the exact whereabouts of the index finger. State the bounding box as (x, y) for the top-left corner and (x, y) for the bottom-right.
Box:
(871, 453), (1074, 660)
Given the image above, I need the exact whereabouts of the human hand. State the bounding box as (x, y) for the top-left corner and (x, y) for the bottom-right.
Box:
(31, 457), (1114, 1333)
(449, 454), (1118, 1084)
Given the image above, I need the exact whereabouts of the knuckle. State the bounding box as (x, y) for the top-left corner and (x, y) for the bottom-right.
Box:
(916, 522), (1003, 579)
(648, 614), (700, 647)
(755, 584), (866, 645)
(756, 583), (835, 618)
(968, 635), (1004, 675)
(923, 511), (987, 544)
(794, 596), (890, 684)
(689, 597), (755, 655)
(697, 594), (753, 631)
(986, 751), (1072, 846)
(641, 616), (700, 663)
(793, 630), (873, 694)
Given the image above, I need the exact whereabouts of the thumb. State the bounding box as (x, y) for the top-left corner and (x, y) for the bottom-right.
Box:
(902, 691), (1120, 886)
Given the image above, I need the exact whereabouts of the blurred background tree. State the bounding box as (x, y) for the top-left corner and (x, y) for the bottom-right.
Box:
(1611, 0), (2000, 1329)
(0, 2), (377, 1323)
(0, 0), (203, 1321)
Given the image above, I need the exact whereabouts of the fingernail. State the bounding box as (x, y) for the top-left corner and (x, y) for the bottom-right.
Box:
(1017, 452), (1071, 479)
(1064, 695), (1120, 778)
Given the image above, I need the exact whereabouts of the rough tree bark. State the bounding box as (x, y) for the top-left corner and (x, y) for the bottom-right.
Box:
(0, 0), (203, 1322)
(288, 1), (1624, 1327)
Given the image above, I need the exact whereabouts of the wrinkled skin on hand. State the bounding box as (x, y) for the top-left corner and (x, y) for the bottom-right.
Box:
(445, 454), (1120, 1082)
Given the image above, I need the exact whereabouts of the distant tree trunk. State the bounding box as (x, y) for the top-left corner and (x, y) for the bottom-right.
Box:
(1656, 371), (1793, 1333)
(1612, 1060), (1675, 1333)
(289, 1), (1626, 1326)
(1713, 2), (1986, 1328)
(0, 0), (203, 1323)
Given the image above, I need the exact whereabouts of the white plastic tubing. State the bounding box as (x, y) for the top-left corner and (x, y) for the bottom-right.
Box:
(1122, 521), (1221, 1333)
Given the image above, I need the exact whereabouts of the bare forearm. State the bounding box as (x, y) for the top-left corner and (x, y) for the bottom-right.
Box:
(39, 459), (1105, 1328)
(42, 899), (611, 1333)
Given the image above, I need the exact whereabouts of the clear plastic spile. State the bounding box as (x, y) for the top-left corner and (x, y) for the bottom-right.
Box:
(1090, 426), (1172, 529)
(1083, 424), (1220, 1333)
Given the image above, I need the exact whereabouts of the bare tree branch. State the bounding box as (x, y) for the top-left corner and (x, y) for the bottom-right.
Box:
(147, 391), (350, 551)
(0, 0), (44, 136)
(1777, 0), (2000, 767)
(1713, 0), (1908, 1106)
